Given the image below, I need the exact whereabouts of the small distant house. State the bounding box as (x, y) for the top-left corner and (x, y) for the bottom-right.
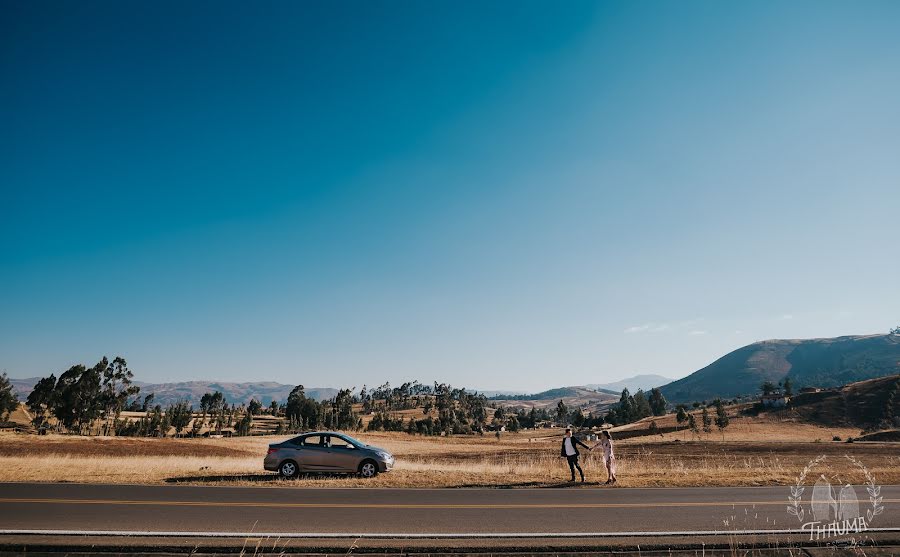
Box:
(760, 394), (789, 408)
(800, 387), (821, 394)
(204, 428), (235, 438)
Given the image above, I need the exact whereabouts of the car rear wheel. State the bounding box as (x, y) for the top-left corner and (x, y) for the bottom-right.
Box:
(279, 460), (299, 479)
(358, 460), (378, 478)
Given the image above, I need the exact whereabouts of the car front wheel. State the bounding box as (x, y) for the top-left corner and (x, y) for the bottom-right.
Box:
(358, 460), (378, 478)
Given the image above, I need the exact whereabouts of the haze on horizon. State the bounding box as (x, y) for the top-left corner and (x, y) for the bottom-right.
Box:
(2, 1), (899, 392)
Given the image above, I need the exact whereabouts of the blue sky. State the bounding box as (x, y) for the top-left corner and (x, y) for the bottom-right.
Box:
(2, 1), (899, 391)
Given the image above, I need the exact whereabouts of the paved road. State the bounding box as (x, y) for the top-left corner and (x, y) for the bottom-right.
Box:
(1, 483), (899, 538)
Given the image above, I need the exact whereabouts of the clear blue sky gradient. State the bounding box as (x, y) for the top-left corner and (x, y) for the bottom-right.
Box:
(2, 1), (899, 391)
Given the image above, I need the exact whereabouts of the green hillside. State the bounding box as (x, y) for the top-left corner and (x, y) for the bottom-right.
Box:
(660, 334), (900, 403)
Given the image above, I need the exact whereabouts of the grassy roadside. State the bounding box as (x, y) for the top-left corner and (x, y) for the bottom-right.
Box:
(2, 417), (898, 488)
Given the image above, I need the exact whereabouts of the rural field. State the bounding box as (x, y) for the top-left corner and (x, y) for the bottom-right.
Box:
(2, 411), (897, 489)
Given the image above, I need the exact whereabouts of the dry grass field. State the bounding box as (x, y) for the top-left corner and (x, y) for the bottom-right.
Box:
(2, 411), (898, 488)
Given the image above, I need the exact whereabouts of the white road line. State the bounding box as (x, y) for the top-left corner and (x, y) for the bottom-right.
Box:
(2, 528), (900, 538)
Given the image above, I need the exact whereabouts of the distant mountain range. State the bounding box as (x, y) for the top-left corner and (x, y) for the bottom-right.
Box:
(478, 390), (529, 398)
(586, 374), (673, 394)
(8, 378), (337, 407)
(660, 334), (900, 403)
(8, 377), (40, 402)
(130, 381), (339, 406)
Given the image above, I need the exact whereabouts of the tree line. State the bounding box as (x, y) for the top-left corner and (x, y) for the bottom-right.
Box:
(12, 357), (269, 437)
(366, 382), (500, 435)
(603, 387), (668, 426)
(674, 399), (730, 438)
(4, 358), (552, 437)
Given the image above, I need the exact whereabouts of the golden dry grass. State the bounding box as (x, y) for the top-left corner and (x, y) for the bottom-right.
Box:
(2, 418), (899, 488)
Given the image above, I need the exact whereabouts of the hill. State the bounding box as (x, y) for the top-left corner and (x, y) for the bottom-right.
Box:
(488, 386), (618, 414)
(586, 374), (673, 393)
(490, 387), (589, 400)
(660, 334), (900, 403)
(782, 374), (900, 430)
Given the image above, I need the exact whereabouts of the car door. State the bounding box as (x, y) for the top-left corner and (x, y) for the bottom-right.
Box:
(294, 434), (330, 471)
(324, 434), (360, 472)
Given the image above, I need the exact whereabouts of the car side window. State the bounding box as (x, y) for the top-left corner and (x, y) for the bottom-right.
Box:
(329, 436), (355, 449)
(301, 435), (323, 447)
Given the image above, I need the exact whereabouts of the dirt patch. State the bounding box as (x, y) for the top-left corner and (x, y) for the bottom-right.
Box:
(857, 430), (900, 442)
(0, 435), (256, 458)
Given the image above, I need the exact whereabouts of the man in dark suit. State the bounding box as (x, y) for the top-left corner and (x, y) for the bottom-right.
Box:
(561, 427), (591, 482)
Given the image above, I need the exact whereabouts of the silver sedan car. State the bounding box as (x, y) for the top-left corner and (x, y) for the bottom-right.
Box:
(264, 431), (394, 479)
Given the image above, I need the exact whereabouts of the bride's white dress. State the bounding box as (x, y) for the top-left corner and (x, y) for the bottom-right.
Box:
(601, 438), (616, 475)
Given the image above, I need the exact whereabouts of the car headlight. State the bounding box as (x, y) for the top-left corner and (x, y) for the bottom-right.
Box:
(375, 451), (392, 460)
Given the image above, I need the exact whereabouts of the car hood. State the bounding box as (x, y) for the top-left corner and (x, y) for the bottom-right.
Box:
(364, 445), (391, 455)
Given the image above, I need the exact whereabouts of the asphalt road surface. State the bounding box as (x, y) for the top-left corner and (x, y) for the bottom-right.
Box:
(2, 482), (899, 539)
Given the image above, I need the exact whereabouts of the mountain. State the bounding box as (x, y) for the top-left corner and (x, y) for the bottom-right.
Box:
(587, 374), (673, 393)
(8, 377), (41, 401)
(660, 334), (900, 403)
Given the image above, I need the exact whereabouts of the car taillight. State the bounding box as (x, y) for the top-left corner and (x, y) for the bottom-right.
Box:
(267, 448), (277, 455)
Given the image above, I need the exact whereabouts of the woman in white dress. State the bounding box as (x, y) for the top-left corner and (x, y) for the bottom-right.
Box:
(593, 430), (617, 484)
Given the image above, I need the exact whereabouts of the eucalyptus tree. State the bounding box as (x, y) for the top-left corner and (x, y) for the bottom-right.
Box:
(100, 357), (140, 435)
(26, 374), (56, 427)
(0, 373), (17, 422)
